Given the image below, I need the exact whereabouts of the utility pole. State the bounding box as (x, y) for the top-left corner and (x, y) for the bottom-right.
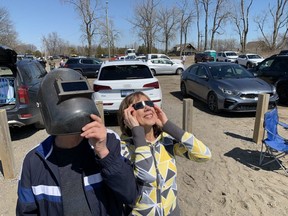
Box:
(106, 0), (110, 60)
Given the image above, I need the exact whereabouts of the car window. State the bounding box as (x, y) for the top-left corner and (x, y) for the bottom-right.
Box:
(67, 59), (79, 64)
(210, 65), (253, 79)
(248, 54), (261, 59)
(82, 59), (93, 64)
(188, 65), (198, 75)
(160, 55), (169, 60)
(163, 59), (172, 64)
(151, 55), (158, 59)
(258, 58), (274, 70)
(18, 62), (47, 83)
(99, 65), (153, 80)
(270, 59), (288, 74)
(196, 66), (207, 77)
(0, 67), (13, 76)
(226, 52), (237, 56)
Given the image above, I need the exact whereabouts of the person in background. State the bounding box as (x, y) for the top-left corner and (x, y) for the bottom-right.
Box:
(118, 91), (212, 216)
(16, 69), (138, 216)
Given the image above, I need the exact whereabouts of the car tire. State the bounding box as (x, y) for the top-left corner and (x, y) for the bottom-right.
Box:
(151, 69), (156, 76)
(277, 84), (288, 105)
(180, 82), (188, 98)
(176, 68), (183, 75)
(246, 62), (252, 68)
(207, 92), (219, 113)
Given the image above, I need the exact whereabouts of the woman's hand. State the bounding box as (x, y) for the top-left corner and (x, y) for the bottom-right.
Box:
(154, 105), (168, 128)
(81, 114), (109, 158)
(124, 105), (139, 129)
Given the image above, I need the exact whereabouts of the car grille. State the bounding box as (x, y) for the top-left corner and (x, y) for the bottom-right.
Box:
(230, 102), (276, 111)
(239, 93), (273, 99)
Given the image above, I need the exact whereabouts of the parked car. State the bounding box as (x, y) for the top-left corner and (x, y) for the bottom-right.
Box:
(194, 52), (214, 63)
(0, 45), (47, 128)
(93, 60), (162, 114)
(147, 58), (184, 75)
(180, 62), (278, 113)
(236, 53), (264, 68)
(146, 53), (182, 64)
(278, 50), (288, 55)
(248, 55), (288, 105)
(63, 57), (103, 78)
(216, 51), (238, 62)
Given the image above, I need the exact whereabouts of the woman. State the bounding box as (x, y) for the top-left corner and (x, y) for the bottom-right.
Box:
(118, 92), (212, 216)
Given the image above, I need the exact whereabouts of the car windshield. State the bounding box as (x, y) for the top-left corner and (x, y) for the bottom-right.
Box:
(209, 65), (254, 79)
(226, 52), (237, 56)
(99, 65), (153, 80)
(247, 54), (261, 59)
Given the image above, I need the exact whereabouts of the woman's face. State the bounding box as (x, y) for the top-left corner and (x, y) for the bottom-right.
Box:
(132, 95), (157, 127)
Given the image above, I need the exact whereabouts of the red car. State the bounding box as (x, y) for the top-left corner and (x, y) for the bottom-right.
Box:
(194, 53), (214, 63)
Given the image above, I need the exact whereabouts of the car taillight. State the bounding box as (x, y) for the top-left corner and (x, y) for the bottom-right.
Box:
(143, 81), (160, 89)
(93, 84), (112, 92)
(18, 86), (29, 104)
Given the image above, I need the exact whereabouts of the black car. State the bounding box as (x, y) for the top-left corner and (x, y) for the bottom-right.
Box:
(0, 46), (47, 128)
(63, 57), (103, 78)
(248, 55), (288, 105)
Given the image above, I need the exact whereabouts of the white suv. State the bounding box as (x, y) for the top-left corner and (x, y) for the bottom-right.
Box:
(216, 51), (238, 62)
(146, 53), (183, 64)
(92, 60), (162, 114)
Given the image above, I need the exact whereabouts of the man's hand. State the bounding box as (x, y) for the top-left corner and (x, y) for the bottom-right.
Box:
(81, 114), (109, 158)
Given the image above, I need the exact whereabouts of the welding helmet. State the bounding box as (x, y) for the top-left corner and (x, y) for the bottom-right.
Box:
(38, 68), (99, 135)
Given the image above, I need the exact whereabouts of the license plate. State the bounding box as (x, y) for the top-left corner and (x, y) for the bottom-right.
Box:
(121, 89), (134, 97)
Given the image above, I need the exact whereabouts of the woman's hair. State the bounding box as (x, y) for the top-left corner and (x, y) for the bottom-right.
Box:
(117, 91), (161, 137)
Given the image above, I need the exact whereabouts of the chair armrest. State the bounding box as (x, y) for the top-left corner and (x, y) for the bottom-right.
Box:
(279, 121), (288, 130)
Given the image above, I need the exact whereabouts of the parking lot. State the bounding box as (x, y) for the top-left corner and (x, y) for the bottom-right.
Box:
(1, 70), (288, 215)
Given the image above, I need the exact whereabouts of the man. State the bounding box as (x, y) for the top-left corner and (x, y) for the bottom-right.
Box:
(16, 69), (138, 216)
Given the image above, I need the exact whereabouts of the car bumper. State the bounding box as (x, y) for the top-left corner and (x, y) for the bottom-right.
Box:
(217, 94), (279, 112)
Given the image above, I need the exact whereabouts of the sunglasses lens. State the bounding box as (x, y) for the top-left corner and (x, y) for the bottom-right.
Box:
(133, 102), (144, 110)
(145, 100), (154, 107)
(132, 101), (154, 110)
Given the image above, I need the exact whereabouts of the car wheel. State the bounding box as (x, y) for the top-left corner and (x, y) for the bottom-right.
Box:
(176, 68), (183, 75)
(277, 84), (288, 105)
(246, 62), (252, 68)
(235, 61), (238, 64)
(207, 92), (219, 113)
(180, 82), (188, 98)
(151, 69), (156, 76)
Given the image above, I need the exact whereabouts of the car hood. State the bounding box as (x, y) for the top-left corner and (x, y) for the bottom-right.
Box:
(0, 46), (17, 65)
(216, 78), (273, 92)
(249, 58), (263, 63)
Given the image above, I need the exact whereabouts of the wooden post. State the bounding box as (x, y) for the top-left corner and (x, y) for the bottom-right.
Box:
(95, 101), (105, 124)
(253, 94), (270, 144)
(0, 109), (16, 179)
(182, 98), (193, 133)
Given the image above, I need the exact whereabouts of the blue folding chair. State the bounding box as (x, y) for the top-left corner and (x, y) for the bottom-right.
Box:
(259, 108), (288, 174)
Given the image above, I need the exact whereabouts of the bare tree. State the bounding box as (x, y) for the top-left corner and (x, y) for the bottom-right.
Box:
(131, 0), (161, 53)
(210, 0), (230, 50)
(42, 32), (65, 56)
(194, 0), (201, 50)
(99, 20), (120, 56)
(157, 6), (179, 53)
(177, 0), (194, 56)
(231, 0), (253, 52)
(0, 7), (18, 48)
(62, 0), (102, 56)
(200, 0), (212, 50)
(254, 0), (288, 50)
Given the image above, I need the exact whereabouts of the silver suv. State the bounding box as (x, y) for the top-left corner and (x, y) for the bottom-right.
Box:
(216, 51), (238, 62)
(0, 46), (47, 128)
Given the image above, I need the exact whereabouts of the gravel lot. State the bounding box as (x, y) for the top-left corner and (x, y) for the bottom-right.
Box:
(1, 57), (288, 215)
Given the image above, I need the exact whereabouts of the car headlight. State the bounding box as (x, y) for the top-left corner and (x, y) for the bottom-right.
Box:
(219, 86), (239, 96)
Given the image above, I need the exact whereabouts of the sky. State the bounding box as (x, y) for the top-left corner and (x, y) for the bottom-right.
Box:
(0, 0), (274, 52)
